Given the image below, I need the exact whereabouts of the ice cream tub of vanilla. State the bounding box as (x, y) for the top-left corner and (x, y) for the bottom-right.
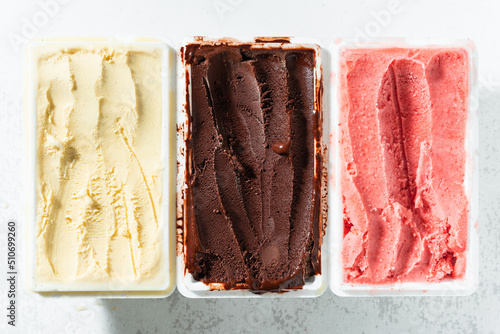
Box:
(25, 38), (176, 298)
(176, 37), (329, 298)
(329, 38), (478, 297)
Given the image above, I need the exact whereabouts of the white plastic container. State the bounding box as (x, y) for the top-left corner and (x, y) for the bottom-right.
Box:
(329, 39), (479, 297)
(176, 37), (329, 298)
(25, 39), (176, 298)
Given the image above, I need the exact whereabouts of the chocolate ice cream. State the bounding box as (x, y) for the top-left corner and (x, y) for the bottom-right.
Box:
(182, 42), (323, 291)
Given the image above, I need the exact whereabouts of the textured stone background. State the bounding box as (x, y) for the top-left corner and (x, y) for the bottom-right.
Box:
(0, 0), (498, 333)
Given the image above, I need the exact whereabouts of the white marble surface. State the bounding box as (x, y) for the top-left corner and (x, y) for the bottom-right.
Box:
(0, 0), (499, 332)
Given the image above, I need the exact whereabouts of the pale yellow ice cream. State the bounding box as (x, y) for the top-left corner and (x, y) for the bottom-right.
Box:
(34, 44), (165, 290)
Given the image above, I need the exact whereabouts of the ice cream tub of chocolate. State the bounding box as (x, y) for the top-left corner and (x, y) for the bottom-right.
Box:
(329, 39), (478, 297)
(25, 39), (176, 297)
(176, 37), (328, 297)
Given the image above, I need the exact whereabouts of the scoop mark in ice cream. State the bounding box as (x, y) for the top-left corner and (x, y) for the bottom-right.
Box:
(340, 48), (469, 284)
(35, 45), (164, 287)
(183, 43), (322, 291)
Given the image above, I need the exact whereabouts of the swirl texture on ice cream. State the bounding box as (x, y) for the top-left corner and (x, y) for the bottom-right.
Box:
(339, 48), (469, 284)
(183, 43), (322, 291)
(35, 44), (165, 289)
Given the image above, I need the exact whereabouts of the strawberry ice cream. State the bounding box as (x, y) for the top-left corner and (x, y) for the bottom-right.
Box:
(339, 47), (469, 284)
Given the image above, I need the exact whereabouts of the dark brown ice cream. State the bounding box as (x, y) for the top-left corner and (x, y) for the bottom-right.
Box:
(182, 42), (322, 292)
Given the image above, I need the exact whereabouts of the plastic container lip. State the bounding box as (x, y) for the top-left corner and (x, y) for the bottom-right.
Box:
(329, 38), (479, 297)
(176, 36), (329, 298)
(25, 39), (176, 298)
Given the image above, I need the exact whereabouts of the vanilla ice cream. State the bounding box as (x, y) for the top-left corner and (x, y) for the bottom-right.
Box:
(33, 43), (167, 291)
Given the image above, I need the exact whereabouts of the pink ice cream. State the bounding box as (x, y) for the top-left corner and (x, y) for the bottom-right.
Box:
(339, 48), (469, 284)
